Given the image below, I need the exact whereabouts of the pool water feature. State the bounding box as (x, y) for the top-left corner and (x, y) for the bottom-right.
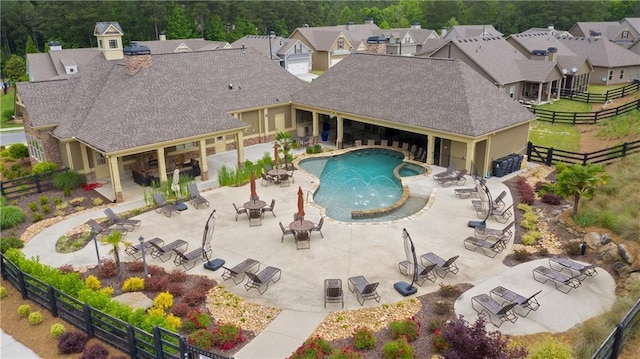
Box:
(299, 148), (428, 222)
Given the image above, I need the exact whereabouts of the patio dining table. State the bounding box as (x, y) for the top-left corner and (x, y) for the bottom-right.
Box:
(244, 200), (266, 226)
(289, 219), (314, 240)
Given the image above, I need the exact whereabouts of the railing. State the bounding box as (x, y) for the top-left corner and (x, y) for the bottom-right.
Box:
(560, 83), (640, 103)
(0, 168), (69, 199)
(0, 253), (232, 359)
(527, 140), (640, 166)
(529, 99), (640, 124)
(592, 298), (640, 359)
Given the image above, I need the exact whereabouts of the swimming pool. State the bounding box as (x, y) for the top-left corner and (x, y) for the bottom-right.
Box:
(298, 148), (428, 222)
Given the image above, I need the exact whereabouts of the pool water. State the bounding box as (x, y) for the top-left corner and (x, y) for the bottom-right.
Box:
(299, 149), (427, 222)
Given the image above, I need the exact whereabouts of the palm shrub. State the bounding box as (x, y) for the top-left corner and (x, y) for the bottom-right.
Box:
(0, 205), (25, 229)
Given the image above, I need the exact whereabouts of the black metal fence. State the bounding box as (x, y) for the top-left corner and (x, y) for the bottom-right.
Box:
(560, 83), (640, 103)
(0, 253), (232, 359)
(0, 168), (68, 199)
(591, 298), (640, 359)
(527, 140), (640, 166)
(530, 99), (640, 124)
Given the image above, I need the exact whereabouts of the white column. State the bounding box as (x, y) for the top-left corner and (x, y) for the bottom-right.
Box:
(236, 132), (245, 166)
(199, 139), (209, 181)
(336, 116), (343, 148)
(426, 134), (435, 165)
(108, 155), (123, 202)
(156, 147), (167, 183)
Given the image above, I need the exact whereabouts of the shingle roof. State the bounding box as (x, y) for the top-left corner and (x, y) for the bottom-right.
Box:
(508, 32), (577, 56)
(291, 53), (534, 138)
(571, 22), (624, 39)
(444, 25), (503, 40)
(294, 24), (383, 51)
(623, 18), (640, 33)
(136, 39), (228, 54)
(94, 22), (123, 35)
(230, 35), (287, 58)
(27, 49), (102, 82)
(556, 36), (640, 67)
(18, 48), (306, 153)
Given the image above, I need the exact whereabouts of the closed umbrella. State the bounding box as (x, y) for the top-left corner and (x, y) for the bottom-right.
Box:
(403, 228), (415, 278)
(274, 143), (279, 167)
(250, 171), (258, 200)
(297, 186), (305, 221)
(172, 168), (181, 198)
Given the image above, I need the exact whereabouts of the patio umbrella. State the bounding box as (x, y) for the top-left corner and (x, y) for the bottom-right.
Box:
(171, 168), (180, 198)
(250, 171), (258, 200)
(402, 228), (416, 278)
(274, 143), (279, 167)
(202, 209), (225, 271)
(297, 186), (305, 221)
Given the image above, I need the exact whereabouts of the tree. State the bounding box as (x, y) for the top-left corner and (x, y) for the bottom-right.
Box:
(25, 35), (39, 53)
(166, 3), (194, 39)
(5, 54), (26, 82)
(275, 131), (299, 167)
(100, 230), (126, 277)
(204, 14), (227, 41)
(555, 163), (608, 216)
(338, 6), (355, 25)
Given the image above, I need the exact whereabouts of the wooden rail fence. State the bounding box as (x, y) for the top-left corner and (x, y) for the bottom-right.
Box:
(560, 83), (639, 103)
(530, 99), (640, 124)
(527, 140), (640, 166)
(0, 168), (68, 199)
(591, 298), (640, 359)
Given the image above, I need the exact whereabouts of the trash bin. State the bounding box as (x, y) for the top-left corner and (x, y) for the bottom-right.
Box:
(321, 131), (328, 141)
(505, 156), (514, 174)
(580, 242), (587, 255)
(492, 160), (505, 177)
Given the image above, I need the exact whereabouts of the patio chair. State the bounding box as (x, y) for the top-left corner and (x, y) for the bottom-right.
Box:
(244, 266), (282, 295)
(172, 246), (208, 271)
(549, 257), (598, 281)
(433, 163), (458, 179)
(311, 217), (324, 238)
(262, 199), (276, 218)
(148, 239), (188, 262)
(398, 261), (437, 286)
(104, 208), (141, 232)
(153, 193), (180, 218)
(354, 140), (362, 147)
(279, 173), (290, 187)
(279, 222), (294, 242)
(471, 294), (518, 328)
(420, 253), (460, 278)
(86, 219), (128, 238)
(532, 265), (582, 294)
(472, 190), (507, 211)
(249, 208), (262, 226)
(474, 221), (515, 242)
(436, 169), (467, 187)
(490, 286), (541, 317)
(124, 237), (163, 260)
(324, 279), (344, 308)
(348, 275), (381, 306)
(261, 173), (274, 186)
(288, 168), (296, 183)
(221, 258), (261, 285)
(233, 203), (248, 221)
(392, 140), (400, 148)
(295, 230), (311, 250)
(187, 183), (209, 209)
(463, 237), (506, 258)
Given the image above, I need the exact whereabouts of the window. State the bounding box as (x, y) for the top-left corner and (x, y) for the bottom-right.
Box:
(509, 86), (515, 98)
(621, 31), (629, 39)
(108, 39), (118, 49)
(176, 142), (196, 150)
(337, 40), (344, 49)
(620, 70), (624, 79)
(294, 43), (302, 54)
(609, 70), (613, 80)
(26, 134), (45, 162)
(98, 39), (103, 49)
(96, 153), (106, 165)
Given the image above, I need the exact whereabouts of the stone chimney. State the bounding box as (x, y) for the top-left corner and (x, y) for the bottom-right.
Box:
(49, 41), (62, 51)
(159, 31), (166, 41)
(347, 22), (355, 31)
(547, 24), (555, 31)
(123, 44), (152, 76)
(411, 22), (421, 29)
(441, 27), (447, 38)
(547, 47), (557, 62)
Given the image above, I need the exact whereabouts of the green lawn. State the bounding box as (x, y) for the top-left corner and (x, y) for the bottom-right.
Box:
(1, 88), (21, 130)
(529, 120), (581, 152)
(532, 99), (591, 112)
(588, 83), (627, 94)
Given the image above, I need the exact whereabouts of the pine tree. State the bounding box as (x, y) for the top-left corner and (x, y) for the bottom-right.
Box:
(25, 35), (39, 53)
(166, 3), (194, 40)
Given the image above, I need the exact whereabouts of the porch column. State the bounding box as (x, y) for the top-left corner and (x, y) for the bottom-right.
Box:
(108, 155), (123, 203)
(235, 132), (245, 167)
(156, 147), (167, 183)
(64, 143), (75, 170)
(426, 134), (435, 165)
(263, 108), (269, 141)
(199, 139), (209, 181)
(546, 82), (551, 102)
(80, 144), (90, 174)
(537, 82), (543, 103)
(465, 141), (474, 173)
(312, 111), (319, 139)
(336, 116), (343, 149)
(483, 136), (492, 178)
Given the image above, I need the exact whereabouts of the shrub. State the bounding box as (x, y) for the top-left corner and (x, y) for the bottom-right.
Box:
(212, 323), (246, 350)
(145, 275), (169, 292)
(28, 202), (39, 212)
(32, 212), (43, 222)
(562, 241), (582, 256)
(522, 231), (541, 245)
(528, 335), (574, 359)
(84, 275), (102, 290)
(8, 143), (29, 160)
(306, 146), (314, 154)
(188, 329), (214, 350)
(170, 302), (191, 317)
(182, 287), (208, 307)
(512, 248), (531, 262)
(28, 311), (44, 325)
(168, 268), (187, 282)
(50, 323), (66, 338)
(289, 336), (332, 359)
(352, 326), (376, 350)
(125, 260), (145, 272)
(92, 197), (105, 206)
(381, 337), (413, 359)
(58, 331), (88, 354)
(574, 211), (597, 227)
(0, 205), (26, 230)
(438, 283), (460, 297)
(0, 286), (7, 299)
(79, 343), (109, 359)
(153, 291), (174, 311)
(166, 282), (184, 297)
(541, 193), (562, 205)
(516, 176), (535, 205)
(440, 316), (527, 358)
(39, 195), (49, 205)
(122, 277), (145, 292)
(41, 204), (51, 214)
(183, 308), (211, 333)
(0, 233), (24, 253)
(426, 318), (447, 333)
(390, 317), (420, 342)
(432, 328), (448, 353)
(52, 171), (86, 191)
(31, 161), (57, 175)
(433, 300), (451, 315)
(18, 304), (31, 317)
(328, 346), (362, 359)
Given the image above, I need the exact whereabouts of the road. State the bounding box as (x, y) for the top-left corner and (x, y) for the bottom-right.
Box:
(0, 130), (26, 146)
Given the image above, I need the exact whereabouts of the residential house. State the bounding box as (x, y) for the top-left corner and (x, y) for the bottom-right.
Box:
(441, 25), (503, 41)
(231, 35), (313, 75)
(383, 23), (440, 56)
(520, 24), (572, 37)
(292, 53), (536, 176)
(506, 32), (593, 93)
(619, 18), (640, 55)
(569, 21), (638, 49)
(136, 37), (231, 54)
(289, 20), (384, 71)
(424, 37), (564, 104)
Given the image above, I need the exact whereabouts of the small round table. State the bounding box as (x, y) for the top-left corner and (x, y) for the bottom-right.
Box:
(244, 200), (266, 211)
(267, 168), (288, 177)
(289, 220), (314, 238)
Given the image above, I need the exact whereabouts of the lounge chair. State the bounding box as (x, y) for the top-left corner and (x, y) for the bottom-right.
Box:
(104, 208), (141, 232)
(532, 265), (582, 294)
(471, 294), (518, 328)
(153, 193), (180, 218)
(436, 169), (467, 187)
(221, 258), (260, 285)
(279, 222), (294, 242)
(549, 257), (598, 281)
(474, 221), (515, 242)
(433, 163), (458, 179)
(354, 140), (362, 147)
(420, 253), (460, 278)
(392, 140), (399, 148)
(187, 183), (209, 209)
(398, 261), (437, 286)
(472, 190), (507, 211)
(173, 246), (208, 271)
(490, 286), (541, 317)
(477, 204), (513, 223)
(324, 279), (344, 308)
(348, 275), (381, 306)
(86, 219), (128, 238)
(148, 239), (188, 262)
(454, 186), (479, 199)
(233, 203), (247, 221)
(262, 199), (276, 218)
(463, 237), (506, 258)
(244, 266), (282, 295)
(311, 217), (324, 238)
(124, 237), (163, 260)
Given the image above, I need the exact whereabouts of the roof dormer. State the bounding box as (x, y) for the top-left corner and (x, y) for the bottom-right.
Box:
(94, 22), (124, 60)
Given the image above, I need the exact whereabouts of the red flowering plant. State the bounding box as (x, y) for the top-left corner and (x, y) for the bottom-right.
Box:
(432, 328), (448, 353)
(182, 308), (211, 333)
(188, 329), (214, 350)
(288, 336), (332, 359)
(328, 345), (362, 359)
(212, 323), (246, 350)
(390, 316), (421, 342)
(352, 326), (376, 350)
